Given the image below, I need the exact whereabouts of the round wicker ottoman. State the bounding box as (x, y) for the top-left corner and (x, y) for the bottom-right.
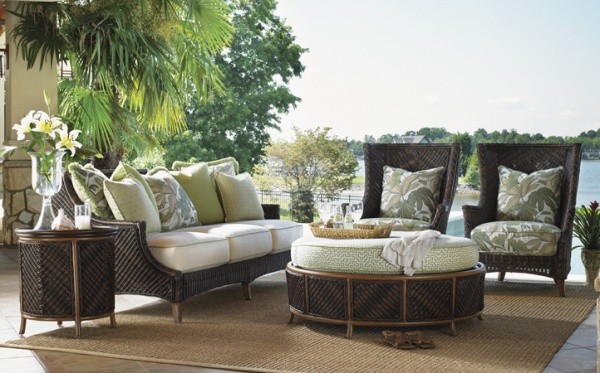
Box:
(286, 234), (486, 338)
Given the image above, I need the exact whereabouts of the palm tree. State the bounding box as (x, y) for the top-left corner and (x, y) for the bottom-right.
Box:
(11, 0), (233, 167)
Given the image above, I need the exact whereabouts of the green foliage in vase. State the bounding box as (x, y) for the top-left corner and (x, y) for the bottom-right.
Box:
(573, 201), (600, 251)
(161, 0), (306, 172)
(255, 127), (358, 197)
(11, 0), (233, 167)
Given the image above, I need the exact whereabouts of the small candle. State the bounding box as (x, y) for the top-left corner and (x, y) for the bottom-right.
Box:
(75, 215), (91, 230)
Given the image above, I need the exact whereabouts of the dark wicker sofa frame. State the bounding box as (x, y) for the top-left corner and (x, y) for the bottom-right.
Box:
(361, 142), (461, 234)
(463, 143), (582, 297)
(52, 171), (290, 323)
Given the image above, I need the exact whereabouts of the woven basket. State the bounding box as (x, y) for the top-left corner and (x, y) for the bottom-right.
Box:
(309, 223), (393, 239)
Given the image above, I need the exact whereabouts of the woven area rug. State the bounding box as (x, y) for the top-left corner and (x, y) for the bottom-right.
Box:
(1, 272), (596, 373)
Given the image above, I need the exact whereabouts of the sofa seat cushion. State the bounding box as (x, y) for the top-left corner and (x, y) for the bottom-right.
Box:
(179, 224), (272, 262)
(292, 233), (479, 275)
(147, 231), (229, 273)
(471, 221), (561, 256)
(240, 220), (304, 253)
(357, 218), (430, 232)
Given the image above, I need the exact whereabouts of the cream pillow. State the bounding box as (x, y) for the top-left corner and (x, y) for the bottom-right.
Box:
(496, 165), (563, 224)
(172, 157), (239, 176)
(145, 167), (198, 231)
(103, 176), (161, 234)
(380, 166), (445, 223)
(214, 172), (264, 223)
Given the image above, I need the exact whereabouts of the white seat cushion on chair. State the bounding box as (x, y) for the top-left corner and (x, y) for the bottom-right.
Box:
(147, 231), (230, 272)
(240, 220), (304, 253)
(180, 224), (272, 262)
(357, 218), (430, 232)
(471, 221), (561, 256)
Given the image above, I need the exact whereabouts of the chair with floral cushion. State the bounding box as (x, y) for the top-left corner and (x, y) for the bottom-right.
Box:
(463, 143), (582, 297)
(359, 143), (461, 234)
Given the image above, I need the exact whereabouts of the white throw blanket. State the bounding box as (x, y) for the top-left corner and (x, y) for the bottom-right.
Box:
(380, 230), (441, 275)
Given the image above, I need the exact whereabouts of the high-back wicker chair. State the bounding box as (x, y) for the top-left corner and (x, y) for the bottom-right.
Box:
(361, 142), (461, 234)
(463, 143), (582, 297)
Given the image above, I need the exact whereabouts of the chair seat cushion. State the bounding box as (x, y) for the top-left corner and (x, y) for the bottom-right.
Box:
(291, 233), (479, 274)
(471, 221), (561, 256)
(357, 218), (430, 231)
(147, 231), (230, 273)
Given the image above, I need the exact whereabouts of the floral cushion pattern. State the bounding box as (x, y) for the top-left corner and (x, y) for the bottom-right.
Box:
(145, 168), (198, 231)
(380, 166), (445, 223)
(496, 165), (563, 224)
(68, 163), (113, 218)
(357, 218), (430, 231)
(172, 157), (239, 176)
(471, 221), (561, 256)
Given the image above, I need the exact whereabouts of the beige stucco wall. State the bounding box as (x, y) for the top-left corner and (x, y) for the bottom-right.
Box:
(2, 1), (58, 244)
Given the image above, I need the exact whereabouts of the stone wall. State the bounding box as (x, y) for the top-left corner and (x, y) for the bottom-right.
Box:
(2, 159), (39, 244)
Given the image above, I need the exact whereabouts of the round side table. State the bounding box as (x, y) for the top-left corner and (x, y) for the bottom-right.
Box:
(16, 227), (118, 338)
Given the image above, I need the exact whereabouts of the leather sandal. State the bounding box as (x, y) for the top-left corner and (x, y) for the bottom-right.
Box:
(405, 331), (435, 349)
(382, 331), (417, 350)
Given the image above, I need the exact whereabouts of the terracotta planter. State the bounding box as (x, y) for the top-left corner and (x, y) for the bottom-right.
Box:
(580, 249), (600, 285)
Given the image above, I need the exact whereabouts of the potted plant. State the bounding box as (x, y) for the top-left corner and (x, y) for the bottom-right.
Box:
(573, 201), (600, 284)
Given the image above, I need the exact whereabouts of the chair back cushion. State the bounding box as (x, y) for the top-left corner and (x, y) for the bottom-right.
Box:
(471, 221), (561, 256)
(380, 166), (445, 223)
(496, 165), (563, 224)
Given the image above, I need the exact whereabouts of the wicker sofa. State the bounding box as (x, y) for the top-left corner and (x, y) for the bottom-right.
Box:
(52, 169), (303, 323)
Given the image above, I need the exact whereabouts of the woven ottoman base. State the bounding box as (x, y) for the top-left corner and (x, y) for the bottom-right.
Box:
(286, 262), (486, 338)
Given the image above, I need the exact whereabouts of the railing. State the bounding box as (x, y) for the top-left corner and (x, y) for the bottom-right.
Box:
(257, 190), (363, 206)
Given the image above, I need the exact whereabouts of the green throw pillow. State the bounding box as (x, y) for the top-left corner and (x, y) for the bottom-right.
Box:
(145, 167), (198, 231)
(379, 166), (445, 223)
(214, 172), (264, 223)
(68, 163), (113, 218)
(496, 165), (563, 224)
(110, 162), (159, 215)
(170, 163), (225, 225)
(103, 176), (161, 234)
(172, 157), (239, 176)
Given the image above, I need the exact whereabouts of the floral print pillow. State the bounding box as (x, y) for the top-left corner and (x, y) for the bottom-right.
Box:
(68, 163), (113, 219)
(379, 166), (445, 223)
(145, 168), (198, 231)
(496, 165), (563, 224)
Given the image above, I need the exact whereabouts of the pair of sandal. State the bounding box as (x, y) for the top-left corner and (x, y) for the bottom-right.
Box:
(382, 330), (435, 350)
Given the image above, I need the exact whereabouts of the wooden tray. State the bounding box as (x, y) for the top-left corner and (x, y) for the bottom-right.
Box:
(309, 223), (393, 239)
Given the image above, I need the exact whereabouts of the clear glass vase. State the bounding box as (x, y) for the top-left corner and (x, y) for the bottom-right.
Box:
(29, 150), (66, 230)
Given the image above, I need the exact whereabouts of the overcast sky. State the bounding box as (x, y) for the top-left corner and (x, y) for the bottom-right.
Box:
(273, 0), (600, 141)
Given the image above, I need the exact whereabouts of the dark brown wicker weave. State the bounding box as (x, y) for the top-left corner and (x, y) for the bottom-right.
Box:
(463, 143), (582, 297)
(286, 262), (485, 338)
(52, 171), (289, 323)
(362, 143), (461, 233)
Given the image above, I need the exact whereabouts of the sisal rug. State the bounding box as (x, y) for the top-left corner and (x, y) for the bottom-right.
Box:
(1, 272), (596, 373)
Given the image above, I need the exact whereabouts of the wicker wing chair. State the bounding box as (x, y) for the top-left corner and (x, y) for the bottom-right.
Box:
(463, 143), (582, 297)
(361, 143), (461, 234)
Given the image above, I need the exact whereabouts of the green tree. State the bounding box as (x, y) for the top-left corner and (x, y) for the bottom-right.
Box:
(451, 132), (473, 176)
(464, 151), (480, 188)
(255, 127), (358, 196)
(417, 127), (451, 141)
(12, 0), (233, 167)
(161, 0), (306, 172)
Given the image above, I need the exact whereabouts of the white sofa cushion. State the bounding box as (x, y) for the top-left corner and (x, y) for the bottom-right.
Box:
(147, 231), (229, 273)
(241, 219), (304, 253)
(180, 224), (272, 262)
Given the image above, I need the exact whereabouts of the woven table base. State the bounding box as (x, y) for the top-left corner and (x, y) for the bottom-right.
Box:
(286, 262), (486, 338)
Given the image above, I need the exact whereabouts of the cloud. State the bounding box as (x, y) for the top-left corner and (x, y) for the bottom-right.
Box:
(488, 97), (528, 111)
(559, 109), (580, 118)
(423, 95), (440, 104)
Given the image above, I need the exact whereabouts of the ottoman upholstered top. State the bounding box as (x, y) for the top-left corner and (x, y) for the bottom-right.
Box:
(291, 233), (479, 275)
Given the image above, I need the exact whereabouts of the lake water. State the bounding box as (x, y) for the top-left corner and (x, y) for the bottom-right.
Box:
(356, 159), (600, 277)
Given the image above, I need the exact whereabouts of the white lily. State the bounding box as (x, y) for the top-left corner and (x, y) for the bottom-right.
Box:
(12, 110), (36, 140)
(55, 126), (82, 156)
(32, 111), (63, 139)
